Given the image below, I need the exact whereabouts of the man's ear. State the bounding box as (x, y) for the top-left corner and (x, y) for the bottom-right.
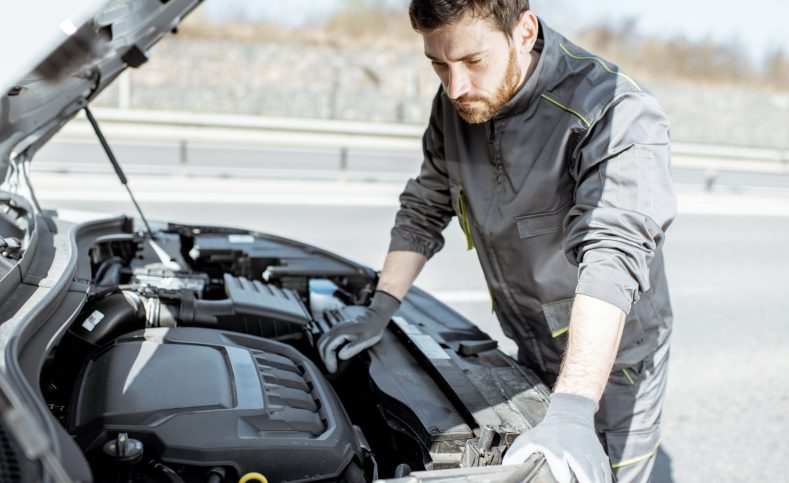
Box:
(514, 10), (539, 52)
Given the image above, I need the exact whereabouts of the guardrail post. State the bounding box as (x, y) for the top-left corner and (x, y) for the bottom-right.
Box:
(704, 168), (718, 192)
(339, 146), (348, 182)
(179, 139), (188, 176)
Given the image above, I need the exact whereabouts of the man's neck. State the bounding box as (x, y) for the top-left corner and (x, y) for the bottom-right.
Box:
(522, 49), (541, 87)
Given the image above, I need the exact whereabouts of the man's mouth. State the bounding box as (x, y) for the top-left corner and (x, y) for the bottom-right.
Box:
(453, 98), (485, 111)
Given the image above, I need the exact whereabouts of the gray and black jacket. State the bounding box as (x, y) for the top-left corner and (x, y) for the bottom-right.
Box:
(389, 19), (676, 378)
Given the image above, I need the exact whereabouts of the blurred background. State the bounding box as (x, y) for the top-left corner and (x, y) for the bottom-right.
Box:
(31, 1), (789, 482)
(86, 0), (789, 147)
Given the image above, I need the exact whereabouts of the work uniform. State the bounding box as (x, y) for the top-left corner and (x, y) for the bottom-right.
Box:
(389, 19), (676, 482)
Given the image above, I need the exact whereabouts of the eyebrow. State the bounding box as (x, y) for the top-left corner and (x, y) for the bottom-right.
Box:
(424, 50), (486, 62)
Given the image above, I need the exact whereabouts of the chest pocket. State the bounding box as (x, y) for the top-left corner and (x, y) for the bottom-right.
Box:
(450, 184), (474, 250)
(514, 203), (569, 239)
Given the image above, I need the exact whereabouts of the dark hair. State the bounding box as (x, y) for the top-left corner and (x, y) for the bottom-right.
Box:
(409, 0), (531, 36)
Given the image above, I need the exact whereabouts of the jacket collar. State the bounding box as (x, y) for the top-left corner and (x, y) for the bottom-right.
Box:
(493, 16), (560, 121)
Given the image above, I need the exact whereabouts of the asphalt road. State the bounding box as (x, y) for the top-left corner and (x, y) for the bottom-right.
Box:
(25, 159), (789, 482)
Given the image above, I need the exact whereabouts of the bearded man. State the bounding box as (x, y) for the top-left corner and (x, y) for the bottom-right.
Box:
(319, 1), (676, 482)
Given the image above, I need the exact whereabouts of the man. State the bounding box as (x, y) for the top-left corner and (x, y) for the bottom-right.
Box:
(319, 1), (676, 482)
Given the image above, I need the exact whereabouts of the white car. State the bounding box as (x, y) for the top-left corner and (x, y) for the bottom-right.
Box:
(0, 1), (553, 482)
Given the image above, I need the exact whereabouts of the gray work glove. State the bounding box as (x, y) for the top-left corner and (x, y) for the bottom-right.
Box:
(502, 393), (612, 483)
(317, 291), (400, 373)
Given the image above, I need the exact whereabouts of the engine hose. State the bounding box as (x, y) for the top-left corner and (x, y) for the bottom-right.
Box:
(190, 299), (235, 325)
(74, 290), (237, 348)
(93, 256), (123, 287)
(71, 291), (146, 346)
(148, 460), (186, 483)
(111, 292), (233, 328)
(205, 467), (226, 483)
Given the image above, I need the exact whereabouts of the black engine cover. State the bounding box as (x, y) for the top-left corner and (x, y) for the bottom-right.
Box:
(70, 327), (364, 481)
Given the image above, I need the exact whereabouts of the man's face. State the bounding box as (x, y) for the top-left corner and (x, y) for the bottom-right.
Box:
(422, 12), (528, 124)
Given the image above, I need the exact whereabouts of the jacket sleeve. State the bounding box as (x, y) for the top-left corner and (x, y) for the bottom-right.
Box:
(564, 92), (677, 314)
(388, 92), (455, 259)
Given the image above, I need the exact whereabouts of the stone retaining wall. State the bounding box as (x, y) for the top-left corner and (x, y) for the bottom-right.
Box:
(94, 37), (789, 150)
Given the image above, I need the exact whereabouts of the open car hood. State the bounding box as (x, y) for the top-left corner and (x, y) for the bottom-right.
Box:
(0, 0), (201, 181)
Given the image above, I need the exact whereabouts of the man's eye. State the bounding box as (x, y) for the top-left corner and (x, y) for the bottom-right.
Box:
(466, 59), (481, 65)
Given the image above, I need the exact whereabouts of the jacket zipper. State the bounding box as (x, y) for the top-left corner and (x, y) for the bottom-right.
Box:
(483, 120), (547, 369)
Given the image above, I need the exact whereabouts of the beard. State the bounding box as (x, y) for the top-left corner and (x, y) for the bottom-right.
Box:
(450, 47), (522, 124)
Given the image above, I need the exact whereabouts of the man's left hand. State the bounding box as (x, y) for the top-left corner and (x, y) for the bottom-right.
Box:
(502, 393), (612, 483)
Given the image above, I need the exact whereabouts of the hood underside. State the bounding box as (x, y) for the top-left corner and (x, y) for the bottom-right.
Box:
(0, 0), (201, 181)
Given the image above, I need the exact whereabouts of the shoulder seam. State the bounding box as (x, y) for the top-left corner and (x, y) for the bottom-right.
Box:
(559, 42), (642, 92)
(540, 93), (591, 127)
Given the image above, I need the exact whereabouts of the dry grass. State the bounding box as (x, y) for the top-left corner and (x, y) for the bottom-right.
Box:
(177, 9), (788, 91)
(576, 25), (789, 91)
(177, 8), (421, 50)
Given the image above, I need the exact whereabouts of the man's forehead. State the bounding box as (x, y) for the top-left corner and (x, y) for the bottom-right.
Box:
(422, 12), (502, 60)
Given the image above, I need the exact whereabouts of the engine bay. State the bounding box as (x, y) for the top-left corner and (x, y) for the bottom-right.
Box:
(39, 222), (550, 482)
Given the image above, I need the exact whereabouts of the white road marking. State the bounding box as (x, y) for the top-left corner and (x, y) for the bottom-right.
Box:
(429, 290), (492, 303)
(35, 189), (789, 215)
(37, 189), (401, 207)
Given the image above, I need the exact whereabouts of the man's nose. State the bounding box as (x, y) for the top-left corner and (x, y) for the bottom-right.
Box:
(445, 66), (470, 100)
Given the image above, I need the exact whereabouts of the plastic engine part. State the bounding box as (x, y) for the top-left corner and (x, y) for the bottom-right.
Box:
(69, 327), (364, 481)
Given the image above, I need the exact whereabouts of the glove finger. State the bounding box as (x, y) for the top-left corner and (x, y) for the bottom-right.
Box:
(316, 330), (331, 355)
(590, 454), (612, 483)
(601, 459), (614, 483)
(337, 333), (383, 360)
(502, 439), (534, 465)
(317, 323), (351, 357)
(320, 334), (354, 373)
(566, 453), (607, 483)
(503, 439), (571, 483)
(502, 441), (573, 483)
(539, 448), (573, 483)
(502, 432), (554, 464)
(602, 458), (612, 483)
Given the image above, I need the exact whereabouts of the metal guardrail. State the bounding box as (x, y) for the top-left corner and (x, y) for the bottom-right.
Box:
(51, 107), (788, 182)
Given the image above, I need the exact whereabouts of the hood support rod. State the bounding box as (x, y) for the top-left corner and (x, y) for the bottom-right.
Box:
(83, 106), (153, 238)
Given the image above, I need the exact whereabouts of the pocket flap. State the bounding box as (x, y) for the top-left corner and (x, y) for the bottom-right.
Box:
(605, 426), (661, 470)
(541, 298), (574, 338)
(515, 206), (567, 239)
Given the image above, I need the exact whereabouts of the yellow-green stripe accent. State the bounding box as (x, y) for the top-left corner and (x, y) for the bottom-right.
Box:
(559, 43), (642, 92)
(540, 94), (591, 127)
(622, 368), (635, 385)
(551, 326), (569, 338)
(611, 438), (662, 469)
(458, 191), (474, 250)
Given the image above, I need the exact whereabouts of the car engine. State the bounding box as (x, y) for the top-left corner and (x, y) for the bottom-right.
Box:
(39, 222), (550, 482)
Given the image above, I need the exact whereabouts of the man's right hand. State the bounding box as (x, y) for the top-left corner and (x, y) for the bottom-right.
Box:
(317, 291), (400, 373)
(503, 393), (611, 483)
